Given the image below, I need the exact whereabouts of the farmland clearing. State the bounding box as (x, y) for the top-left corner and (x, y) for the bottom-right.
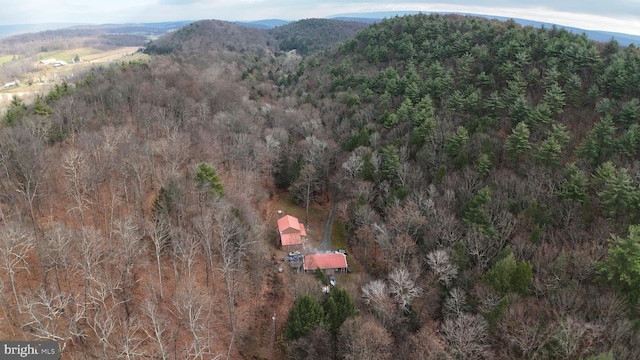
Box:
(0, 46), (148, 112)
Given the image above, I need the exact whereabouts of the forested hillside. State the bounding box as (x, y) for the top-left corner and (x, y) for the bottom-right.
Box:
(144, 18), (369, 56)
(1, 13), (640, 359)
(144, 19), (274, 55)
(270, 19), (369, 55)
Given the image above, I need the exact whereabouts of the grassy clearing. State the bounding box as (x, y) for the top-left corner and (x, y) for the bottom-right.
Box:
(331, 220), (346, 250)
(0, 55), (17, 66)
(275, 192), (325, 226)
(38, 48), (100, 62)
(38, 50), (69, 61)
(331, 220), (361, 273)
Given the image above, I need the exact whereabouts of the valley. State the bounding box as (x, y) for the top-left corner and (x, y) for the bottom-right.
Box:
(0, 46), (147, 112)
(1, 14), (640, 360)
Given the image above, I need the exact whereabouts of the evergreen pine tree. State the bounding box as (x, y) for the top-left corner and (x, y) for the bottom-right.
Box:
(194, 162), (225, 196)
(285, 295), (325, 340)
(505, 121), (531, 169)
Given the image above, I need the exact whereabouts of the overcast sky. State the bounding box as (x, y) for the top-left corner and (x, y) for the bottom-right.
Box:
(4, 1), (640, 35)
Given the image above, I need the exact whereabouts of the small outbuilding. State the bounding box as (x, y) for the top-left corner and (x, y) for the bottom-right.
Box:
(39, 58), (57, 65)
(303, 253), (348, 275)
(277, 215), (306, 252)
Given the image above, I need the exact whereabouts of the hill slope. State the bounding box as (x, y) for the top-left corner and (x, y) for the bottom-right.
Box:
(269, 18), (369, 55)
(3, 12), (640, 360)
(332, 10), (640, 46)
(144, 19), (275, 55)
(144, 18), (370, 56)
(274, 12), (640, 357)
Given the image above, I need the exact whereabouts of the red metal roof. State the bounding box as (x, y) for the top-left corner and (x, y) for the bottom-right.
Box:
(280, 233), (302, 246)
(277, 215), (301, 233)
(303, 253), (348, 271)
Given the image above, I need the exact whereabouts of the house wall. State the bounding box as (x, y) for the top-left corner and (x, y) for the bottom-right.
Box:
(282, 244), (303, 253)
(305, 267), (348, 275)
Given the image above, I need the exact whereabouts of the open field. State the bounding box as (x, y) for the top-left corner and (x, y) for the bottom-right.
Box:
(0, 54), (17, 66)
(37, 48), (102, 62)
(81, 46), (142, 62)
(0, 46), (148, 112)
(35, 47), (144, 63)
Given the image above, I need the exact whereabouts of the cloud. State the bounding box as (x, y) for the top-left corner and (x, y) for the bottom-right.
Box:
(157, 0), (205, 4)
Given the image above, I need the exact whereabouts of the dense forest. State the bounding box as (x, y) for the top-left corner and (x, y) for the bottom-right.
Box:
(270, 19), (369, 55)
(144, 18), (368, 56)
(1, 13), (640, 359)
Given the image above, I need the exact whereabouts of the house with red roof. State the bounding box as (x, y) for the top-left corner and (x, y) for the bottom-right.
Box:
(303, 252), (348, 274)
(277, 215), (307, 251)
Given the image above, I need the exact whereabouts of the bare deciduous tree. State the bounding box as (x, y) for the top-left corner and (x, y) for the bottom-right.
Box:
(146, 217), (170, 299)
(342, 152), (363, 179)
(591, 291), (628, 346)
(216, 206), (253, 360)
(372, 223), (391, 261)
(302, 135), (327, 172)
(362, 279), (387, 306)
(550, 316), (601, 360)
(115, 317), (145, 360)
(464, 224), (500, 269)
(443, 288), (468, 319)
(88, 282), (122, 358)
(75, 227), (106, 300)
(142, 298), (170, 360)
(288, 325), (332, 360)
(41, 222), (74, 292)
(62, 149), (90, 228)
(388, 267), (422, 311)
(361, 279), (396, 327)
(175, 231), (201, 285)
(410, 325), (452, 360)
(123, 145), (152, 215)
(431, 207), (463, 247)
(441, 313), (491, 360)
(386, 201), (427, 241)
(291, 164), (319, 224)
(0, 221), (35, 312)
(113, 217), (145, 319)
(338, 316), (393, 360)
(157, 129), (191, 175)
(12, 136), (46, 232)
(194, 211), (217, 292)
(426, 249), (458, 288)
(388, 234), (417, 269)
(21, 286), (86, 353)
(173, 286), (214, 360)
(263, 133), (282, 179)
(497, 298), (551, 360)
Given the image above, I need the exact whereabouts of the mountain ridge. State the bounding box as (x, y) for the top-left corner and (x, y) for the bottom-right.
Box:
(3, 11), (640, 46)
(330, 11), (640, 46)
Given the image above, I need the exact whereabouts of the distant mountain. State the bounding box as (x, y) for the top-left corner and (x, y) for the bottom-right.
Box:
(234, 19), (290, 29)
(330, 11), (640, 46)
(0, 21), (193, 41)
(269, 19), (369, 55)
(69, 21), (193, 35)
(476, 15), (640, 46)
(145, 18), (369, 56)
(329, 17), (380, 25)
(0, 23), (86, 39)
(144, 19), (274, 55)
